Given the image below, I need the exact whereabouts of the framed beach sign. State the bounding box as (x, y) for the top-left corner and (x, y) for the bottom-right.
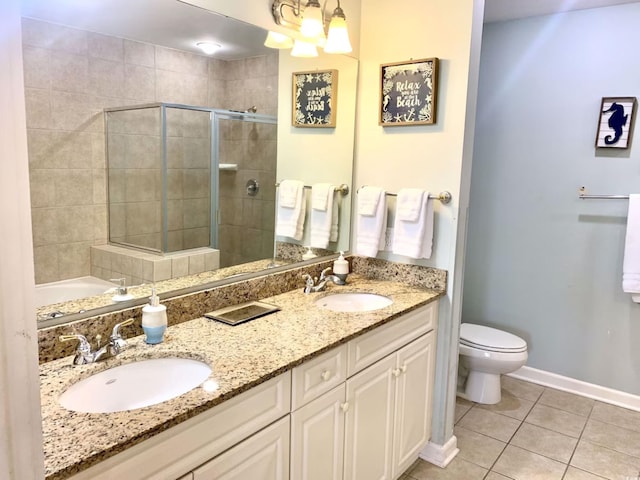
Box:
(379, 57), (439, 126)
(595, 96), (637, 149)
(292, 69), (338, 128)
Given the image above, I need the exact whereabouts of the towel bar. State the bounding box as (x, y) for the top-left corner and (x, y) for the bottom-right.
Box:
(357, 187), (452, 205)
(275, 182), (350, 196)
(578, 186), (629, 200)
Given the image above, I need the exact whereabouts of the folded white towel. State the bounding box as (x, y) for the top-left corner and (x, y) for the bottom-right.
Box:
(310, 185), (337, 248)
(358, 186), (381, 216)
(312, 183), (332, 212)
(396, 188), (424, 222)
(355, 187), (387, 257)
(279, 180), (302, 209)
(329, 196), (339, 243)
(623, 194), (640, 300)
(392, 189), (434, 259)
(276, 180), (306, 240)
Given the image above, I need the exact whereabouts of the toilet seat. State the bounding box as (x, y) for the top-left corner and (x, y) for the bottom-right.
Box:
(460, 323), (527, 353)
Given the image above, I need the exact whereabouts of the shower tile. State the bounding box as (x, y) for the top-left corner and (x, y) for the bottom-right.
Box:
(208, 58), (227, 81)
(125, 134), (161, 169)
(33, 245), (59, 284)
(91, 133), (106, 169)
(50, 51), (89, 94)
(167, 231), (184, 252)
(125, 201), (161, 235)
(21, 18), (52, 49)
(124, 64), (155, 102)
(183, 74), (208, 107)
(50, 91), (101, 133)
(183, 111), (210, 139)
(183, 198), (210, 229)
(184, 228), (210, 250)
(266, 53), (279, 77)
(89, 58), (125, 98)
(226, 59), (246, 81)
(245, 55), (267, 78)
(172, 256), (189, 278)
(188, 254), (205, 275)
(24, 88), (52, 129)
(93, 205), (108, 243)
(88, 32), (123, 62)
(92, 169), (107, 204)
(204, 251), (220, 271)
(168, 199), (186, 231)
(57, 206), (94, 243)
(183, 169), (210, 200)
(58, 242), (92, 279)
(124, 169), (157, 203)
(153, 259), (172, 282)
(183, 138), (211, 169)
(23, 46), (51, 89)
(156, 70), (185, 104)
(29, 169), (56, 208)
(167, 138), (185, 168)
(124, 40), (155, 67)
(48, 22), (88, 55)
(167, 170), (184, 200)
(207, 79), (226, 109)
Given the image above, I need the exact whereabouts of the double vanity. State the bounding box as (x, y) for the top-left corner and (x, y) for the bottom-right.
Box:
(39, 260), (445, 480)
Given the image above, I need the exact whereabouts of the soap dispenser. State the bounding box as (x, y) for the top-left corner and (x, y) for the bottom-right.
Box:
(111, 278), (134, 303)
(302, 246), (317, 261)
(141, 287), (167, 344)
(333, 251), (349, 282)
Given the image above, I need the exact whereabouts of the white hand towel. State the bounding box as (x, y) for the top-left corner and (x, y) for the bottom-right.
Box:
(329, 195), (339, 243)
(623, 194), (640, 300)
(392, 189), (434, 259)
(276, 180), (306, 241)
(312, 183), (332, 212)
(310, 184), (336, 248)
(358, 186), (381, 216)
(279, 179), (302, 209)
(396, 188), (424, 222)
(355, 187), (387, 257)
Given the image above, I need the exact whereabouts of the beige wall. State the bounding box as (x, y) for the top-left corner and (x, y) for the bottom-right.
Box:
(23, 18), (278, 283)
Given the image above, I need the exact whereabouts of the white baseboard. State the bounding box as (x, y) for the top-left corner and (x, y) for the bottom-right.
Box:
(508, 366), (640, 412)
(419, 435), (459, 468)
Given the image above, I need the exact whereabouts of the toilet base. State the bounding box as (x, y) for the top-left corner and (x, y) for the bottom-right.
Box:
(464, 371), (502, 404)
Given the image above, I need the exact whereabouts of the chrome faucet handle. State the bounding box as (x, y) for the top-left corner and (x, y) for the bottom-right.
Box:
(319, 267), (332, 281)
(302, 274), (315, 294)
(59, 334), (93, 365)
(110, 318), (135, 351)
(110, 278), (128, 295)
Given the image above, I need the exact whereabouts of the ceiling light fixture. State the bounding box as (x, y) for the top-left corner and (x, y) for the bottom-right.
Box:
(196, 42), (221, 55)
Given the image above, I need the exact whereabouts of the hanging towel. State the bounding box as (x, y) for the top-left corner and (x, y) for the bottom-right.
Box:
(623, 194), (640, 301)
(329, 196), (339, 243)
(276, 180), (306, 240)
(355, 187), (387, 257)
(310, 184), (336, 248)
(392, 189), (434, 259)
(396, 188), (425, 222)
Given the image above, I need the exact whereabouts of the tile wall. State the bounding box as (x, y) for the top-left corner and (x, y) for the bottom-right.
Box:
(22, 17), (279, 283)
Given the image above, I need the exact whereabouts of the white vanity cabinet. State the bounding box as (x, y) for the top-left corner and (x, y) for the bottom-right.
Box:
(290, 302), (438, 480)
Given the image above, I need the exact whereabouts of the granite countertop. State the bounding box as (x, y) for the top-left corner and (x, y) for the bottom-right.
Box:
(40, 275), (444, 480)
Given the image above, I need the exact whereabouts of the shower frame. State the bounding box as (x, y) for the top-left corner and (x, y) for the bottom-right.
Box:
(104, 102), (277, 255)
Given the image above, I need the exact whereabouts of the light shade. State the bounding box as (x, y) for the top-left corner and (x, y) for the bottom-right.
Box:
(300, 0), (324, 39)
(196, 42), (221, 55)
(324, 13), (352, 54)
(264, 31), (294, 49)
(291, 39), (318, 57)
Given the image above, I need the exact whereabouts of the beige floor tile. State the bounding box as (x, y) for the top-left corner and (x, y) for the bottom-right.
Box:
(538, 388), (594, 417)
(478, 390), (535, 421)
(562, 466), (608, 479)
(571, 439), (640, 479)
(486, 472), (514, 480)
(525, 403), (587, 438)
(510, 422), (578, 463)
(590, 401), (640, 434)
(582, 418), (640, 458)
(455, 396), (474, 423)
(457, 406), (522, 442)
(408, 457), (487, 480)
(454, 425), (507, 469)
(492, 445), (566, 480)
(502, 376), (545, 402)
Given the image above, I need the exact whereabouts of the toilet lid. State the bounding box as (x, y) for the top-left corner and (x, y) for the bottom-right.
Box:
(460, 323), (527, 353)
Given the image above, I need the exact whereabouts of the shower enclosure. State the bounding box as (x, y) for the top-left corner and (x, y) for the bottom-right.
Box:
(105, 103), (277, 267)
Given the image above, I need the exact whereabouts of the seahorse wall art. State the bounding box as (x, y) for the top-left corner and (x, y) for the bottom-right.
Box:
(603, 102), (628, 145)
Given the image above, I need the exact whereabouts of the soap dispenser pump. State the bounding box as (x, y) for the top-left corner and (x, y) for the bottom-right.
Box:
(302, 246), (317, 261)
(333, 251), (349, 282)
(141, 287), (167, 344)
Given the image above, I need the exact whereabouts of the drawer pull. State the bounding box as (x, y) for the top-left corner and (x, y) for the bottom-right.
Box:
(400, 364), (408, 374)
(321, 370), (331, 381)
(340, 402), (350, 412)
(392, 368), (401, 378)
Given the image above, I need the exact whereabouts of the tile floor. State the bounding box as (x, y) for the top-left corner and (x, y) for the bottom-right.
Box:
(401, 376), (640, 480)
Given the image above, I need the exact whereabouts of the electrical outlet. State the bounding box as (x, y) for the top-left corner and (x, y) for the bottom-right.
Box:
(384, 228), (394, 251)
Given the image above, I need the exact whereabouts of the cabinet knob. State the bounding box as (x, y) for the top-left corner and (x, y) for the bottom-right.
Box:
(321, 370), (331, 381)
(392, 368), (401, 378)
(340, 402), (350, 412)
(400, 364), (408, 374)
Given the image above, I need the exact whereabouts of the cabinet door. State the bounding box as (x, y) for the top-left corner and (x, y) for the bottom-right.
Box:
(192, 417), (290, 480)
(291, 384), (346, 480)
(392, 332), (436, 478)
(344, 354), (396, 480)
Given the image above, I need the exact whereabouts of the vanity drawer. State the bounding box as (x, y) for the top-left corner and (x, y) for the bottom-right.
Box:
(292, 344), (347, 410)
(347, 302), (437, 377)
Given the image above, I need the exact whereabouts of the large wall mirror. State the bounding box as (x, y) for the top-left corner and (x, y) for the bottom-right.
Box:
(22, 0), (358, 328)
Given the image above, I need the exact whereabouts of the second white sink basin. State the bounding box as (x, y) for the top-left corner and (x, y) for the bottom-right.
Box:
(59, 357), (212, 413)
(315, 292), (393, 312)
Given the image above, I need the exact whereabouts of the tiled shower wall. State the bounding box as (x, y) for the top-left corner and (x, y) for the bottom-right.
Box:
(22, 17), (278, 284)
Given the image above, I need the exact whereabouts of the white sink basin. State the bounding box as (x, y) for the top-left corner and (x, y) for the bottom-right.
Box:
(59, 357), (212, 413)
(315, 293), (393, 312)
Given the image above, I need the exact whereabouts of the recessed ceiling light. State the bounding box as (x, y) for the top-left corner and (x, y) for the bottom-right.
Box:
(196, 42), (222, 55)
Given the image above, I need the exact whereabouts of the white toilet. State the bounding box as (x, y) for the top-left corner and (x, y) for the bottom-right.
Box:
(458, 323), (528, 404)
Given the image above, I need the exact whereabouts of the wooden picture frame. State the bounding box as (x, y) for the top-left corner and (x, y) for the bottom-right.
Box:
(379, 58), (439, 126)
(595, 97), (637, 149)
(292, 69), (338, 128)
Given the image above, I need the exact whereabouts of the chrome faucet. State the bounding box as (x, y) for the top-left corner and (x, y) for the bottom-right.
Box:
(302, 267), (347, 294)
(59, 318), (134, 365)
